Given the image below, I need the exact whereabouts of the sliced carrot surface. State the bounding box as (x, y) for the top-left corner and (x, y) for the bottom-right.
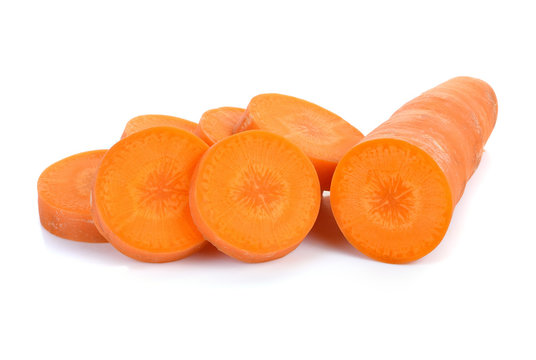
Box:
(196, 107), (245, 146)
(234, 94), (364, 190)
(121, 114), (198, 139)
(92, 127), (208, 262)
(330, 139), (453, 263)
(189, 130), (321, 263)
(330, 77), (497, 263)
(38, 150), (107, 243)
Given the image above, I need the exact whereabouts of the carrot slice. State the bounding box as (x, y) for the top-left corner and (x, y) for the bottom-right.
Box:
(189, 130), (321, 263)
(38, 150), (107, 243)
(196, 107), (245, 146)
(234, 94), (364, 190)
(92, 127), (209, 262)
(330, 77), (497, 263)
(121, 114), (198, 139)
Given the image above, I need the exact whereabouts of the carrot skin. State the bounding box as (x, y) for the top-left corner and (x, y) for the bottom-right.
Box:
(363, 76), (497, 204)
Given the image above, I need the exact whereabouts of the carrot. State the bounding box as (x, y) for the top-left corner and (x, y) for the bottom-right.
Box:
(121, 114), (198, 139)
(189, 130), (321, 263)
(330, 76), (498, 263)
(92, 127), (209, 262)
(196, 107), (245, 146)
(234, 94), (364, 190)
(38, 150), (107, 243)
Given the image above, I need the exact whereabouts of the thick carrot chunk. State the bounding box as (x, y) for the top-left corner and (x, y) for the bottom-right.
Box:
(331, 77), (497, 263)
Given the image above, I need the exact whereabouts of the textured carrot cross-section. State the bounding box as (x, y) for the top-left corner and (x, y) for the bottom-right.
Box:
(38, 150), (107, 243)
(92, 127), (208, 262)
(330, 77), (498, 263)
(234, 94), (364, 190)
(189, 130), (321, 263)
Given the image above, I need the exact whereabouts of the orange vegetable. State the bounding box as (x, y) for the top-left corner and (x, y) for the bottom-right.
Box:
(189, 130), (321, 263)
(92, 127), (208, 262)
(330, 77), (498, 263)
(196, 107), (245, 146)
(121, 114), (198, 139)
(234, 94), (364, 190)
(38, 150), (107, 243)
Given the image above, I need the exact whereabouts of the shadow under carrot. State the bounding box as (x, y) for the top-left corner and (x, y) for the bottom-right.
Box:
(308, 195), (368, 259)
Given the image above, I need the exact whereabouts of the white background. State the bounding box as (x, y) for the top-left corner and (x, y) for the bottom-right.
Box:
(1, 1), (535, 359)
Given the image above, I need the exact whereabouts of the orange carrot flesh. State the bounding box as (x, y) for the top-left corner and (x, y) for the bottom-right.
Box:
(189, 130), (321, 263)
(196, 107), (245, 146)
(331, 139), (453, 263)
(92, 127), (209, 262)
(121, 114), (198, 139)
(330, 77), (497, 263)
(234, 94), (364, 190)
(38, 150), (107, 243)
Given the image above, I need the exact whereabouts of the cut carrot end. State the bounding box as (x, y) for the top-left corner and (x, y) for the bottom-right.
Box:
(330, 139), (453, 263)
(121, 114), (199, 140)
(92, 127), (208, 262)
(235, 94), (364, 190)
(38, 150), (108, 243)
(189, 130), (321, 263)
(197, 107), (245, 146)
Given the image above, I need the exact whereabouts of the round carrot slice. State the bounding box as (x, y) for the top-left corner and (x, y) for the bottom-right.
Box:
(234, 94), (364, 190)
(38, 150), (107, 243)
(92, 127), (208, 262)
(196, 107), (245, 146)
(330, 139), (454, 263)
(121, 114), (198, 139)
(190, 130), (321, 263)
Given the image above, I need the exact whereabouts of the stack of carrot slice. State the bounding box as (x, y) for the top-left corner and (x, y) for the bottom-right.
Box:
(38, 76), (497, 264)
